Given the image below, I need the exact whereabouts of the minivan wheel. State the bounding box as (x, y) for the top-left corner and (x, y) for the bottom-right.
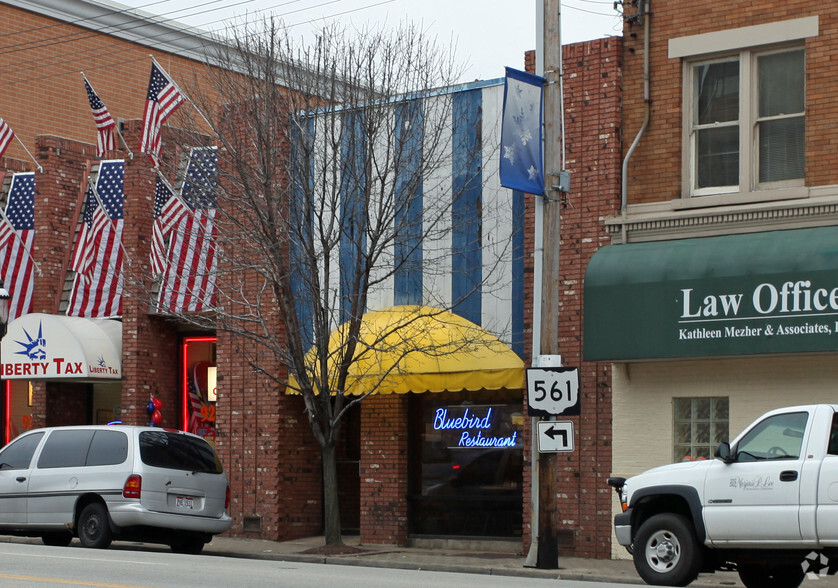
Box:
(170, 534), (205, 555)
(78, 503), (113, 549)
(42, 532), (72, 547)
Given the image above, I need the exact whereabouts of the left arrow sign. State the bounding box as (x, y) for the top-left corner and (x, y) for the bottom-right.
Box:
(537, 421), (574, 453)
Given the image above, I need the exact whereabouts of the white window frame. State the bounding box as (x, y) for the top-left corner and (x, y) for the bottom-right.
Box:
(683, 45), (805, 198)
(670, 17), (818, 202)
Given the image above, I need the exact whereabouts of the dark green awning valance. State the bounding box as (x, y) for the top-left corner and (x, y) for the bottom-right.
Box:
(584, 226), (838, 361)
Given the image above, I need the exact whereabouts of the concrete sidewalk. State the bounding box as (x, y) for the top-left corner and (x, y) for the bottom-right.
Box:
(200, 535), (747, 586)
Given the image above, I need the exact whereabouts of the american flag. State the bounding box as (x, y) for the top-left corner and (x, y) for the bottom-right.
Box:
(68, 183), (109, 277)
(83, 76), (116, 157)
(150, 176), (188, 276)
(158, 147), (217, 313)
(0, 118), (15, 159)
(139, 63), (184, 167)
(186, 382), (205, 435)
(66, 160), (124, 317)
(0, 173), (34, 320)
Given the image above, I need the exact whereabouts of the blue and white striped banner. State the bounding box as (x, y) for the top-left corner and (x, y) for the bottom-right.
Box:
(296, 80), (526, 357)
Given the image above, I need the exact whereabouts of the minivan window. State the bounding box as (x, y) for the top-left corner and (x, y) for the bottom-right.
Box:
(139, 431), (222, 474)
(87, 430), (128, 466)
(38, 430), (94, 469)
(0, 432), (44, 470)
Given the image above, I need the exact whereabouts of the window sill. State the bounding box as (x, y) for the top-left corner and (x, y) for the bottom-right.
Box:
(674, 186), (809, 210)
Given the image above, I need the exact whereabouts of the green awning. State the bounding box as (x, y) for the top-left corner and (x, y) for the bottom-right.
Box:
(584, 226), (838, 361)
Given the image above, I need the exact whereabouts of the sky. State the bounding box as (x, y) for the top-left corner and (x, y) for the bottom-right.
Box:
(129, 0), (622, 82)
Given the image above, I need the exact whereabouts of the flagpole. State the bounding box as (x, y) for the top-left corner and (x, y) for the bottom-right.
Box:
(0, 205), (42, 277)
(13, 136), (42, 174)
(114, 125), (134, 160)
(150, 56), (215, 132)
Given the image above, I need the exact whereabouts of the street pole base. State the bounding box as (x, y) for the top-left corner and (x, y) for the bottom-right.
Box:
(536, 535), (559, 570)
(524, 539), (538, 568)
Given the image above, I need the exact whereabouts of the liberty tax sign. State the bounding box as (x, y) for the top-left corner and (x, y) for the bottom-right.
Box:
(0, 313), (121, 380)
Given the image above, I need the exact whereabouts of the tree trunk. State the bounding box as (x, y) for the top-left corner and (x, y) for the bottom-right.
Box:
(322, 442), (343, 545)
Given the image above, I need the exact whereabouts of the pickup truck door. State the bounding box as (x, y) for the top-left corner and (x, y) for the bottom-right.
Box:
(703, 411), (809, 544)
(816, 411), (838, 546)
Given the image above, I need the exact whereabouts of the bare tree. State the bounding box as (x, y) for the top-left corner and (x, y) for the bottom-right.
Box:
(148, 20), (517, 545)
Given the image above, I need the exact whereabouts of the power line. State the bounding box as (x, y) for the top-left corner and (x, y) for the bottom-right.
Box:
(0, 0), (372, 77)
(0, 0), (172, 40)
(563, 3), (619, 18)
(0, 0), (241, 58)
(1, 0), (397, 86)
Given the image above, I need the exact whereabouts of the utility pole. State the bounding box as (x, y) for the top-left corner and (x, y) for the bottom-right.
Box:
(537, 0), (563, 570)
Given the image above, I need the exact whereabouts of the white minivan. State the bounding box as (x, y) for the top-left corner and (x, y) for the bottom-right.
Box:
(0, 425), (233, 553)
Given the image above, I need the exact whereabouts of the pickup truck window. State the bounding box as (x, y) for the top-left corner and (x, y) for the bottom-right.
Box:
(735, 411), (807, 461)
(829, 413), (838, 455)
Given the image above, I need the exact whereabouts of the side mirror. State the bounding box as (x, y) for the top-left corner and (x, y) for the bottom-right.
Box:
(714, 442), (733, 464)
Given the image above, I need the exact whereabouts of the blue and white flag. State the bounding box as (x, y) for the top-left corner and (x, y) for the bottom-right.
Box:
(499, 67), (545, 195)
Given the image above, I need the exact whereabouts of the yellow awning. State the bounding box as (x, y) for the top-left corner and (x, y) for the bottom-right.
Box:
(286, 305), (524, 395)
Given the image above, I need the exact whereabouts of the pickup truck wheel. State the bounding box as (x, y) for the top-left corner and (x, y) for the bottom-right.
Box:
(738, 563), (804, 588)
(633, 513), (702, 587)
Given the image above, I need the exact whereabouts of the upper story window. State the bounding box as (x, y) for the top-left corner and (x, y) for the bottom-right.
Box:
(688, 47), (805, 196)
(669, 16), (818, 201)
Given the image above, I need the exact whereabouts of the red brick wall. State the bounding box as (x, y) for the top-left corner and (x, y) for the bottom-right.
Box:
(119, 124), (181, 428)
(45, 383), (89, 426)
(215, 331), (323, 540)
(359, 394), (409, 544)
(0, 4), (222, 167)
(522, 39), (622, 559)
(0, 2), (327, 543)
(622, 2), (838, 204)
(29, 135), (92, 313)
(0, 3), (624, 553)
(555, 37), (621, 560)
(22, 126), (182, 431)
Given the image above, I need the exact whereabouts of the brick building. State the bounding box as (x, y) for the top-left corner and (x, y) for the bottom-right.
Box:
(580, 1), (838, 558)
(0, 0), (622, 557)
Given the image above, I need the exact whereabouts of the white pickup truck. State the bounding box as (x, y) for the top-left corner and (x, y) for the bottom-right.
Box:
(608, 404), (838, 587)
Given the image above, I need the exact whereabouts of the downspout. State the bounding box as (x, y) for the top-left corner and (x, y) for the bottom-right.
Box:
(620, 0), (650, 243)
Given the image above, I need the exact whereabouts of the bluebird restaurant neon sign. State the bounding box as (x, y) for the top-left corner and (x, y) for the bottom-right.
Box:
(432, 406), (520, 448)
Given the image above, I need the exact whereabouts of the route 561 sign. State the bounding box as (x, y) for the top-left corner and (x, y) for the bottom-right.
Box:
(526, 367), (580, 417)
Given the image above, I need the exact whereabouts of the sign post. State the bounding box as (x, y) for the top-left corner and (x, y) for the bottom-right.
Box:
(526, 362), (579, 570)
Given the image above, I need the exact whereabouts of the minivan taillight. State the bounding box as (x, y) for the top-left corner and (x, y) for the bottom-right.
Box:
(123, 474), (142, 499)
(225, 485), (230, 511)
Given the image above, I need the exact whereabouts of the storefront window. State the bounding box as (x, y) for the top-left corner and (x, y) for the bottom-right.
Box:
(182, 337), (217, 444)
(92, 383), (121, 425)
(5, 381), (34, 443)
(673, 396), (729, 461)
(410, 396), (524, 537)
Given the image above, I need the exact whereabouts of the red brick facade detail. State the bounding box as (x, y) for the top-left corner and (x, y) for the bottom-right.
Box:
(0, 2), (624, 553)
(521, 39), (622, 559)
(622, 2), (838, 204)
(359, 394), (409, 544)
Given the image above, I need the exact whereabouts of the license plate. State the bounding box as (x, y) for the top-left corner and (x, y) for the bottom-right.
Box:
(176, 496), (194, 509)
